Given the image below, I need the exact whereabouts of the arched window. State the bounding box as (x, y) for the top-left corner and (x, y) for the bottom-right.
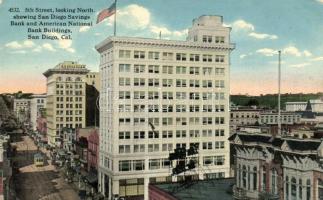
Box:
(271, 168), (278, 194)
(286, 176), (289, 200)
(253, 167), (257, 190)
(299, 179), (302, 200)
(247, 166), (251, 190)
(306, 179), (311, 200)
(66, 77), (72, 82)
(242, 165), (247, 188)
(262, 166), (266, 191)
(291, 177), (297, 200)
(56, 76), (62, 81)
(75, 77), (82, 82)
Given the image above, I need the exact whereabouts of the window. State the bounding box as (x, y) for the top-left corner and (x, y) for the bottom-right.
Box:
(306, 179), (311, 200)
(119, 131), (130, 139)
(176, 53), (186, 61)
(214, 156), (224, 165)
(202, 80), (212, 88)
(119, 145), (131, 153)
(148, 144), (159, 152)
(202, 35), (212, 43)
(134, 131), (145, 139)
(134, 65), (145, 73)
(215, 80), (225, 88)
(119, 160), (131, 171)
(162, 92), (173, 100)
(162, 143), (173, 151)
(119, 91), (130, 99)
(215, 36), (225, 43)
(162, 131), (173, 138)
(134, 105), (145, 112)
(162, 79), (173, 87)
(215, 68), (225, 75)
(189, 54), (200, 61)
(148, 78), (159, 87)
(148, 91), (159, 99)
(176, 79), (187, 87)
(215, 55), (225, 63)
(119, 78), (131, 86)
(162, 117), (173, 125)
(253, 167), (257, 190)
(202, 67), (212, 75)
(162, 52), (173, 60)
(262, 166), (266, 191)
(242, 165), (247, 188)
(134, 51), (145, 59)
(148, 65), (159, 73)
(202, 54), (212, 62)
(119, 64), (130, 72)
(134, 144), (145, 153)
(202, 142), (212, 150)
(149, 159), (160, 170)
(161, 65), (173, 74)
(133, 160), (145, 171)
(134, 78), (145, 86)
(148, 51), (159, 60)
(134, 91), (145, 99)
(291, 177), (297, 199)
(176, 66), (186, 74)
(203, 156), (212, 166)
(189, 67), (199, 75)
(176, 92), (186, 100)
(119, 50), (131, 58)
(148, 105), (159, 112)
(271, 169), (278, 194)
(148, 118), (159, 126)
(176, 105), (186, 112)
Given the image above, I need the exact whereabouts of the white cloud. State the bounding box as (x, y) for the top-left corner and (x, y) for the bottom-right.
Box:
(79, 26), (91, 32)
(48, 32), (75, 53)
(42, 43), (56, 52)
(282, 46), (302, 57)
(311, 56), (323, 61)
(0, 0), (2, 5)
(10, 50), (26, 54)
(303, 50), (312, 57)
(240, 54), (247, 59)
(256, 48), (278, 56)
(232, 20), (255, 31)
(32, 46), (42, 52)
(115, 4), (151, 29)
(248, 32), (278, 40)
(317, 0), (323, 3)
(5, 41), (22, 49)
(5, 40), (35, 49)
(289, 63), (310, 68)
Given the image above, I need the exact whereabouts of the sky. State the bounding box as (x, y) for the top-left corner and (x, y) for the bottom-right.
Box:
(0, 0), (323, 95)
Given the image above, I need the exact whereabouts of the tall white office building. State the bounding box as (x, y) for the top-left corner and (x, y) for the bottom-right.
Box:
(96, 15), (235, 199)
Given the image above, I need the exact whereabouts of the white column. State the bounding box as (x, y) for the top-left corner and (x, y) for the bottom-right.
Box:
(144, 177), (149, 200)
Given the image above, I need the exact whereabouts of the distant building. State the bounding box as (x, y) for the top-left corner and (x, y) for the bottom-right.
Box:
(230, 108), (262, 131)
(286, 99), (323, 112)
(0, 135), (12, 200)
(13, 98), (31, 123)
(229, 132), (323, 200)
(43, 61), (89, 146)
(30, 94), (46, 131)
(258, 111), (301, 125)
(85, 72), (100, 92)
(87, 128), (99, 172)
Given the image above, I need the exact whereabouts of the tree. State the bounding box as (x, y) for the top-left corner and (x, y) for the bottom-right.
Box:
(245, 98), (259, 107)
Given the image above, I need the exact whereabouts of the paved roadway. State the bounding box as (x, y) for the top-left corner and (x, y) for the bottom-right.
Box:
(12, 136), (79, 200)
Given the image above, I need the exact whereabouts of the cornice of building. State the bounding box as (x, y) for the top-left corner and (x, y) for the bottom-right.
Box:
(95, 36), (235, 53)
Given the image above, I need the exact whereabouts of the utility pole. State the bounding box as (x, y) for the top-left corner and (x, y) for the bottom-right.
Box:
(278, 50), (281, 136)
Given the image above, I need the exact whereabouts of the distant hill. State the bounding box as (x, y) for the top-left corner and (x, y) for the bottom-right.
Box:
(230, 93), (323, 109)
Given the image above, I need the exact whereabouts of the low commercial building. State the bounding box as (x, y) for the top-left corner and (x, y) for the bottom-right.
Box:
(230, 108), (261, 131)
(286, 99), (323, 112)
(258, 112), (301, 125)
(229, 132), (323, 200)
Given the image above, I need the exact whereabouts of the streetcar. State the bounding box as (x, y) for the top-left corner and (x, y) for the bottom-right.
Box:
(34, 153), (45, 167)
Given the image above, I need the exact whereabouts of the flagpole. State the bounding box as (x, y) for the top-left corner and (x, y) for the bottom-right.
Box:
(114, 0), (117, 36)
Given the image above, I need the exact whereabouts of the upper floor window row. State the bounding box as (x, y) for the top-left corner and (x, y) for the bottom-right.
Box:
(202, 35), (225, 44)
(118, 50), (225, 63)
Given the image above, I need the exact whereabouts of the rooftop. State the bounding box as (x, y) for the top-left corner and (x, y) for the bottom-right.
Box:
(150, 178), (234, 200)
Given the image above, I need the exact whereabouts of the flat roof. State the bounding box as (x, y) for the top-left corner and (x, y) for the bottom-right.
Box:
(152, 178), (234, 200)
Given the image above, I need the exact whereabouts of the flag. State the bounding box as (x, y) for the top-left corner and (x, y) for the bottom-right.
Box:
(96, 2), (116, 24)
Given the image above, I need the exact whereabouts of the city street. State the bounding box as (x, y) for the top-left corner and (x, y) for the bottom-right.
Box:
(12, 135), (79, 200)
